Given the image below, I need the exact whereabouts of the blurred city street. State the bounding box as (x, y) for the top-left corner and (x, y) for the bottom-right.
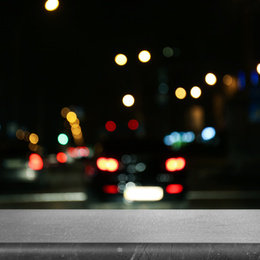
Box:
(0, 157), (260, 209)
(1, 0), (260, 211)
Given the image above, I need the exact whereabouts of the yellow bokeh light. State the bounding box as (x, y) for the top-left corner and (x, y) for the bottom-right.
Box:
(66, 111), (77, 123)
(29, 133), (39, 144)
(122, 94), (135, 107)
(24, 131), (30, 142)
(70, 119), (80, 126)
(138, 50), (151, 63)
(223, 75), (233, 86)
(190, 86), (202, 99)
(115, 54), (127, 66)
(61, 107), (70, 118)
(205, 73), (217, 85)
(73, 132), (83, 139)
(45, 0), (59, 11)
(257, 63), (260, 74)
(16, 129), (25, 140)
(29, 143), (38, 152)
(175, 87), (186, 99)
(71, 125), (82, 135)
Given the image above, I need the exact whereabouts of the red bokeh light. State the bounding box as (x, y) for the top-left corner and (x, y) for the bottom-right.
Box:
(67, 147), (77, 158)
(28, 153), (44, 171)
(103, 185), (118, 194)
(166, 184), (183, 194)
(105, 121), (116, 132)
(128, 119), (139, 130)
(56, 152), (67, 163)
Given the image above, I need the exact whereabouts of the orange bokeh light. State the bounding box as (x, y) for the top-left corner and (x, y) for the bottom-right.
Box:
(165, 157), (186, 172)
(96, 157), (119, 172)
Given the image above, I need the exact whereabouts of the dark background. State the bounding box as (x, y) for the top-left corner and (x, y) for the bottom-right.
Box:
(1, 0), (260, 141)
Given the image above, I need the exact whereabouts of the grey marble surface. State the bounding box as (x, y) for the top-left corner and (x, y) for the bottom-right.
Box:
(0, 210), (259, 243)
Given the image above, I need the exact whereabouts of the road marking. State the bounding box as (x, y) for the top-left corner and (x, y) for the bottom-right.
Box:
(0, 192), (87, 204)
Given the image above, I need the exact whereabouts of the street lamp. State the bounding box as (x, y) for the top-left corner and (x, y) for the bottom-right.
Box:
(122, 94), (135, 107)
(205, 73), (217, 86)
(190, 86), (202, 99)
(45, 0), (59, 11)
(138, 50), (151, 63)
(257, 63), (260, 74)
(115, 54), (127, 66)
(175, 87), (186, 99)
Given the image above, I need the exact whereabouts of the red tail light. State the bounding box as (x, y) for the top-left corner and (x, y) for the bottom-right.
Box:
(56, 152), (67, 163)
(96, 157), (119, 172)
(165, 157), (186, 172)
(28, 153), (44, 171)
(103, 185), (118, 194)
(166, 184), (183, 194)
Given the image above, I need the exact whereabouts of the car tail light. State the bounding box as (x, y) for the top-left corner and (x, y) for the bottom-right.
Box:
(166, 184), (183, 194)
(165, 157), (186, 172)
(96, 157), (119, 172)
(56, 152), (67, 163)
(103, 185), (118, 194)
(28, 153), (44, 171)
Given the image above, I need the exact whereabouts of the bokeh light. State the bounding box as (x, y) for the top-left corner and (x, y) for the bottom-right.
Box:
(223, 75), (233, 86)
(138, 50), (151, 63)
(103, 185), (118, 194)
(115, 54), (127, 66)
(201, 127), (216, 141)
(23, 131), (30, 142)
(58, 133), (69, 145)
(165, 157), (186, 172)
(96, 157), (119, 172)
(71, 125), (82, 135)
(61, 107), (70, 118)
(181, 132), (195, 143)
(45, 0), (59, 11)
(28, 153), (43, 171)
(66, 111), (77, 123)
(175, 87), (186, 99)
(190, 86), (202, 99)
(70, 118), (80, 126)
(122, 94), (135, 107)
(29, 133), (39, 144)
(56, 152), (67, 163)
(163, 47), (174, 57)
(105, 121), (116, 132)
(257, 63), (260, 74)
(165, 184), (183, 194)
(250, 70), (259, 86)
(205, 73), (217, 85)
(16, 129), (25, 140)
(128, 119), (139, 130)
(29, 143), (38, 152)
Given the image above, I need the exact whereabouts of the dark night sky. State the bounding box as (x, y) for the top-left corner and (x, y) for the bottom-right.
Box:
(1, 0), (260, 148)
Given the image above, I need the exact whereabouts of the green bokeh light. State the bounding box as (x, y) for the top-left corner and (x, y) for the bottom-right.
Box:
(58, 133), (69, 145)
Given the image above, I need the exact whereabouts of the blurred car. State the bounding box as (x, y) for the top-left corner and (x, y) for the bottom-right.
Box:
(0, 141), (47, 193)
(84, 137), (187, 203)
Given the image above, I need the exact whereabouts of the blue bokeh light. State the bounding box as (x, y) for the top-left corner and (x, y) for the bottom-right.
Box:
(201, 127), (216, 141)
